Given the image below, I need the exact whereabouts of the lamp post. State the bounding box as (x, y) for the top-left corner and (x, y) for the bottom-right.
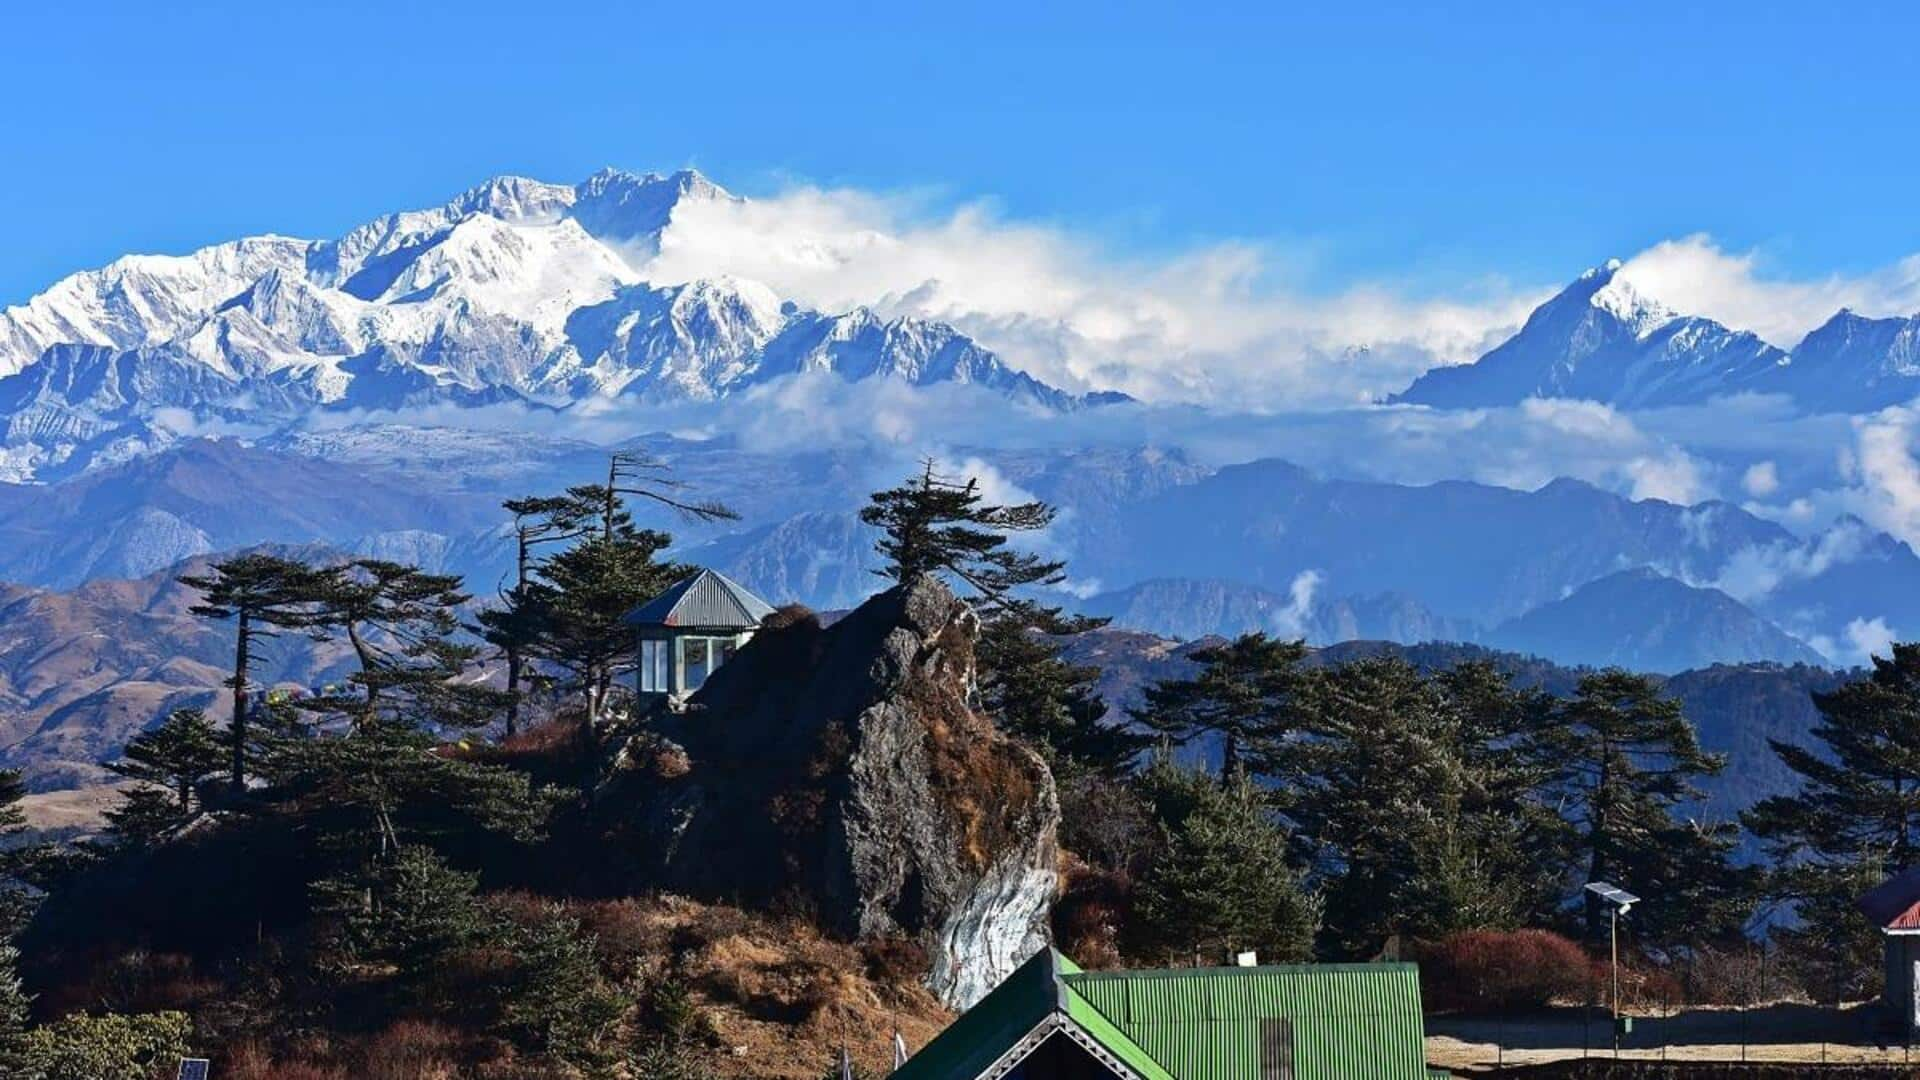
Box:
(1585, 882), (1641, 1057)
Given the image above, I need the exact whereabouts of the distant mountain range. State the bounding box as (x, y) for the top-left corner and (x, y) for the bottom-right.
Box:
(2, 433), (1912, 671)
(1395, 259), (1920, 411)
(0, 170), (1111, 480)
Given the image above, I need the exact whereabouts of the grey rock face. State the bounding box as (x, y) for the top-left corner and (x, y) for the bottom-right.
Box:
(602, 575), (1059, 1009)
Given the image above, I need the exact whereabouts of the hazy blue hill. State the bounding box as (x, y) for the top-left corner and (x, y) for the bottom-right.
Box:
(1486, 567), (1826, 673)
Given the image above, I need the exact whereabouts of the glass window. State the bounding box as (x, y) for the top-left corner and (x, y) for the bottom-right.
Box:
(684, 637), (711, 691)
(640, 639), (668, 693)
(718, 638), (739, 666)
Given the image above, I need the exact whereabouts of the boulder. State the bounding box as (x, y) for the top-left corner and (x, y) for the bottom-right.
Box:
(600, 575), (1059, 1008)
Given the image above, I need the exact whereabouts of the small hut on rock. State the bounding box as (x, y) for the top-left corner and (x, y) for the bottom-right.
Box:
(623, 568), (774, 701)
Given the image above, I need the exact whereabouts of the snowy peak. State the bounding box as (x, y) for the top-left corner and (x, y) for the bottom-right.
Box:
(1393, 261), (1786, 409)
(567, 168), (734, 247)
(0, 168), (1095, 479)
(1586, 262), (1677, 337)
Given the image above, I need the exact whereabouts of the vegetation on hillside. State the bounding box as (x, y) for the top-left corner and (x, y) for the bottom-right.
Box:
(0, 454), (1906, 1075)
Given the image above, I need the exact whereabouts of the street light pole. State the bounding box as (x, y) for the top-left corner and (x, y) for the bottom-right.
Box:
(1586, 881), (1640, 1061)
(1611, 903), (1620, 1056)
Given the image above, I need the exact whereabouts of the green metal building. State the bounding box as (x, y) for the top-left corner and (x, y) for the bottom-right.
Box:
(892, 950), (1437, 1080)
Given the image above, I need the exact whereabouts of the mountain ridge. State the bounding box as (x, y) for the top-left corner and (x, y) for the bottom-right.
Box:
(0, 169), (1106, 480)
(1394, 259), (1920, 412)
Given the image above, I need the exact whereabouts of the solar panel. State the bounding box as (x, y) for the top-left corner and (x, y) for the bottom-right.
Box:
(178, 1059), (211, 1080)
(1584, 881), (1640, 907)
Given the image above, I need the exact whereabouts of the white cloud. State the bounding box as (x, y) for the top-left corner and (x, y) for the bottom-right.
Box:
(1273, 569), (1324, 638)
(635, 184), (1544, 409)
(1847, 616), (1898, 665)
(1743, 460), (1780, 497)
(1617, 236), (1920, 349)
(1712, 518), (1872, 603)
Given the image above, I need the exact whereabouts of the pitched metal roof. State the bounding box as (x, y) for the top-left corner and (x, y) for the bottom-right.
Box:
(893, 950), (1429, 1080)
(1063, 962), (1429, 1080)
(622, 568), (775, 630)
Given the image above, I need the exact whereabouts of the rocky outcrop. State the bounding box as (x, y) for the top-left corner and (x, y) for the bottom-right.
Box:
(599, 575), (1059, 1008)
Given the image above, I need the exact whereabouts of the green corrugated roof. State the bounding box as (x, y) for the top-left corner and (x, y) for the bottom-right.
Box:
(893, 951), (1429, 1079)
(1063, 962), (1429, 1080)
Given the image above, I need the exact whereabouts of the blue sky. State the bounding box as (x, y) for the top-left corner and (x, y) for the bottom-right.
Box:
(5, 1), (1918, 305)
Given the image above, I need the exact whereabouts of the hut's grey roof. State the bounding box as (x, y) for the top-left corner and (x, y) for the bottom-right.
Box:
(624, 569), (775, 631)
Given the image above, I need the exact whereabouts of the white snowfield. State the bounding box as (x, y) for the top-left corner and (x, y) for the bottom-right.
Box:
(0, 169), (1079, 479)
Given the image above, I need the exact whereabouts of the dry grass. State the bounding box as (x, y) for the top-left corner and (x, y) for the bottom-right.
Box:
(627, 894), (952, 1078)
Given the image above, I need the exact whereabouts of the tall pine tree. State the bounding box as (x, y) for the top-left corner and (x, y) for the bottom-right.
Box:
(1131, 633), (1308, 777)
(860, 460), (1065, 609)
(480, 494), (595, 735)
(1746, 642), (1920, 998)
(1538, 669), (1745, 943)
(299, 560), (503, 731)
(178, 553), (321, 790)
(103, 708), (226, 846)
(1129, 757), (1318, 965)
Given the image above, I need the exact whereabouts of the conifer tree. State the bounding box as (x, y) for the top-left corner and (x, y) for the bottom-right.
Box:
(0, 943), (37, 1080)
(1267, 658), (1565, 955)
(860, 460), (1066, 608)
(299, 560), (503, 731)
(523, 518), (688, 728)
(499, 454), (734, 729)
(1131, 633), (1308, 777)
(480, 494), (596, 735)
(1538, 669), (1743, 942)
(105, 708), (225, 816)
(178, 553), (322, 790)
(1129, 757), (1318, 964)
(975, 614), (1143, 776)
(0, 769), (47, 938)
(313, 844), (485, 981)
(1746, 642), (1920, 996)
(258, 718), (556, 866)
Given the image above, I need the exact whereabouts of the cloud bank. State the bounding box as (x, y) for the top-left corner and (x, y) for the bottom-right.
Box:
(636, 185), (1544, 408)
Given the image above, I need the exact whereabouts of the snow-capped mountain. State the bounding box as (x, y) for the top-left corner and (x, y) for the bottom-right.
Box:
(1393, 260), (1788, 408)
(0, 169), (1095, 479)
(1394, 259), (1920, 413)
(1771, 309), (1920, 413)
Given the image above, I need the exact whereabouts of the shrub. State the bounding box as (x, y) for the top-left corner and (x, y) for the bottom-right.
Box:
(1416, 929), (1591, 1013)
(363, 1020), (463, 1080)
(1051, 861), (1130, 970)
(858, 936), (929, 986)
(24, 1010), (192, 1080)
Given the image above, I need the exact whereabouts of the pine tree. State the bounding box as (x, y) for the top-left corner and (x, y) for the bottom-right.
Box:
(1746, 642), (1920, 997)
(500, 454), (733, 730)
(299, 560), (504, 731)
(498, 906), (632, 1071)
(313, 845), (485, 983)
(1129, 758), (1318, 965)
(1131, 633), (1308, 777)
(1266, 658), (1566, 956)
(478, 494), (596, 736)
(0, 769), (46, 938)
(860, 460), (1066, 609)
(523, 522), (688, 728)
(0, 943), (38, 1080)
(257, 717), (557, 867)
(1538, 669), (1744, 942)
(975, 612), (1144, 777)
(178, 553), (322, 791)
(105, 708), (225, 817)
